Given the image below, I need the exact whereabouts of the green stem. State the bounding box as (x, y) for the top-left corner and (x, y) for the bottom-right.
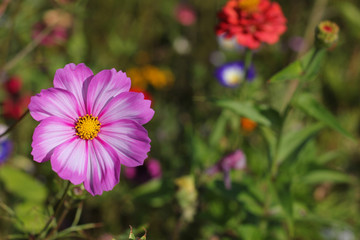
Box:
(36, 181), (71, 240)
(71, 201), (83, 227)
(51, 223), (103, 240)
(1, 25), (55, 72)
(0, 110), (29, 138)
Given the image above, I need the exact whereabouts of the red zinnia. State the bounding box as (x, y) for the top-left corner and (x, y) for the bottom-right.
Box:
(216, 0), (287, 49)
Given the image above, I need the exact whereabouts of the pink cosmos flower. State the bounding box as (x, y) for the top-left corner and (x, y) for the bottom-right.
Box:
(29, 63), (154, 196)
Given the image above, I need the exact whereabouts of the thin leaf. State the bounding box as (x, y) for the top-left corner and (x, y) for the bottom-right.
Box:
(216, 100), (271, 126)
(270, 48), (326, 82)
(269, 60), (303, 83)
(294, 94), (353, 138)
(277, 123), (325, 164)
(302, 170), (352, 184)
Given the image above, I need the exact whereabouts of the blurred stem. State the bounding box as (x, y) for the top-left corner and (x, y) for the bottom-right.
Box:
(244, 49), (253, 78)
(281, 48), (320, 113)
(0, 199), (15, 217)
(1, 24), (55, 73)
(36, 181), (71, 240)
(0, 109), (29, 138)
(71, 201), (84, 227)
(281, 0), (328, 112)
(0, 0), (11, 18)
(50, 223), (103, 240)
(272, 47), (321, 178)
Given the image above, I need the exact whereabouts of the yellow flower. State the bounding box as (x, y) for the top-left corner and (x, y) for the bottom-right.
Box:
(238, 0), (260, 13)
(126, 67), (147, 90)
(143, 65), (174, 89)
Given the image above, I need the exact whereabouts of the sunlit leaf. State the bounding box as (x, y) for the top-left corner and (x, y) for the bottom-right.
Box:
(0, 166), (47, 203)
(14, 202), (48, 234)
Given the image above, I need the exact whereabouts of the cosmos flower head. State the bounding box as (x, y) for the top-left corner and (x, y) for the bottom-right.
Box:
(215, 61), (256, 88)
(29, 63), (154, 196)
(216, 0), (287, 49)
(0, 124), (12, 164)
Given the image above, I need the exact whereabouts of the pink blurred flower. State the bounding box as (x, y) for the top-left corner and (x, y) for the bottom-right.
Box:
(32, 22), (68, 46)
(125, 158), (162, 184)
(175, 3), (196, 26)
(206, 150), (246, 189)
(29, 63), (154, 195)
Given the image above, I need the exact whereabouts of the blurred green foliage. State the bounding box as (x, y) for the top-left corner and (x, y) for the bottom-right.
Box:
(0, 0), (360, 239)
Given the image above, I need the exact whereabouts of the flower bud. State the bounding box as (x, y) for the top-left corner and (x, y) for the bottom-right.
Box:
(315, 20), (339, 48)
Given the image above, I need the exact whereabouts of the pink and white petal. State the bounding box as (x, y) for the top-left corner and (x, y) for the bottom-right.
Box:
(29, 88), (83, 122)
(98, 92), (154, 125)
(99, 119), (151, 167)
(84, 138), (121, 196)
(53, 63), (93, 111)
(86, 69), (131, 116)
(51, 137), (88, 185)
(31, 117), (75, 163)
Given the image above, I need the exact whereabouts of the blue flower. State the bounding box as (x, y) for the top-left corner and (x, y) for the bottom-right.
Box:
(0, 125), (12, 164)
(215, 61), (256, 88)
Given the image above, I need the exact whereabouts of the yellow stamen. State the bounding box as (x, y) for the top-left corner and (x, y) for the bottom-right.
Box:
(238, 0), (260, 13)
(75, 114), (101, 140)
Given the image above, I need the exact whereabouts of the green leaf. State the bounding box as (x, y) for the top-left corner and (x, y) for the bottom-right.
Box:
(238, 193), (264, 216)
(269, 48), (326, 82)
(215, 100), (271, 126)
(277, 123), (325, 164)
(294, 94), (353, 138)
(269, 60), (303, 83)
(238, 225), (263, 240)
(209, 111), (228, 147)
(302, 170), (352, 184)
(302, 49), (326, 80)
(276, 183), (293, 219)
(0, 166), (47, 203)
(14, 202), (48, 234)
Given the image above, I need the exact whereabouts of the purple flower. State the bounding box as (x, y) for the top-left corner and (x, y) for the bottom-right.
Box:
(288, 36), (305, 52)
(125, 158), (162, 184)
(215, 62), (256, 88)
(206, 150), (246, 189)
(0, 125), (12, 164)
(29, 63), (155, 196)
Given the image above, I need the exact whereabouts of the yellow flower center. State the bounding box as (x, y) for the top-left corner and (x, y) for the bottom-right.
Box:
(238, 0), (260, 12)
(75, 114), (101, 140)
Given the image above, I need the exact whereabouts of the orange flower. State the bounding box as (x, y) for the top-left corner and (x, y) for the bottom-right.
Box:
(241, 118), (257, 132)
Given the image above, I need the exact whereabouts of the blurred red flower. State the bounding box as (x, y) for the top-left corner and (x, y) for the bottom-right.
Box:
(4, 76), (22, 95)
(130, 87), (153, 106)
(3, 95), (30, 120)
(216, 0), (287, 49)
